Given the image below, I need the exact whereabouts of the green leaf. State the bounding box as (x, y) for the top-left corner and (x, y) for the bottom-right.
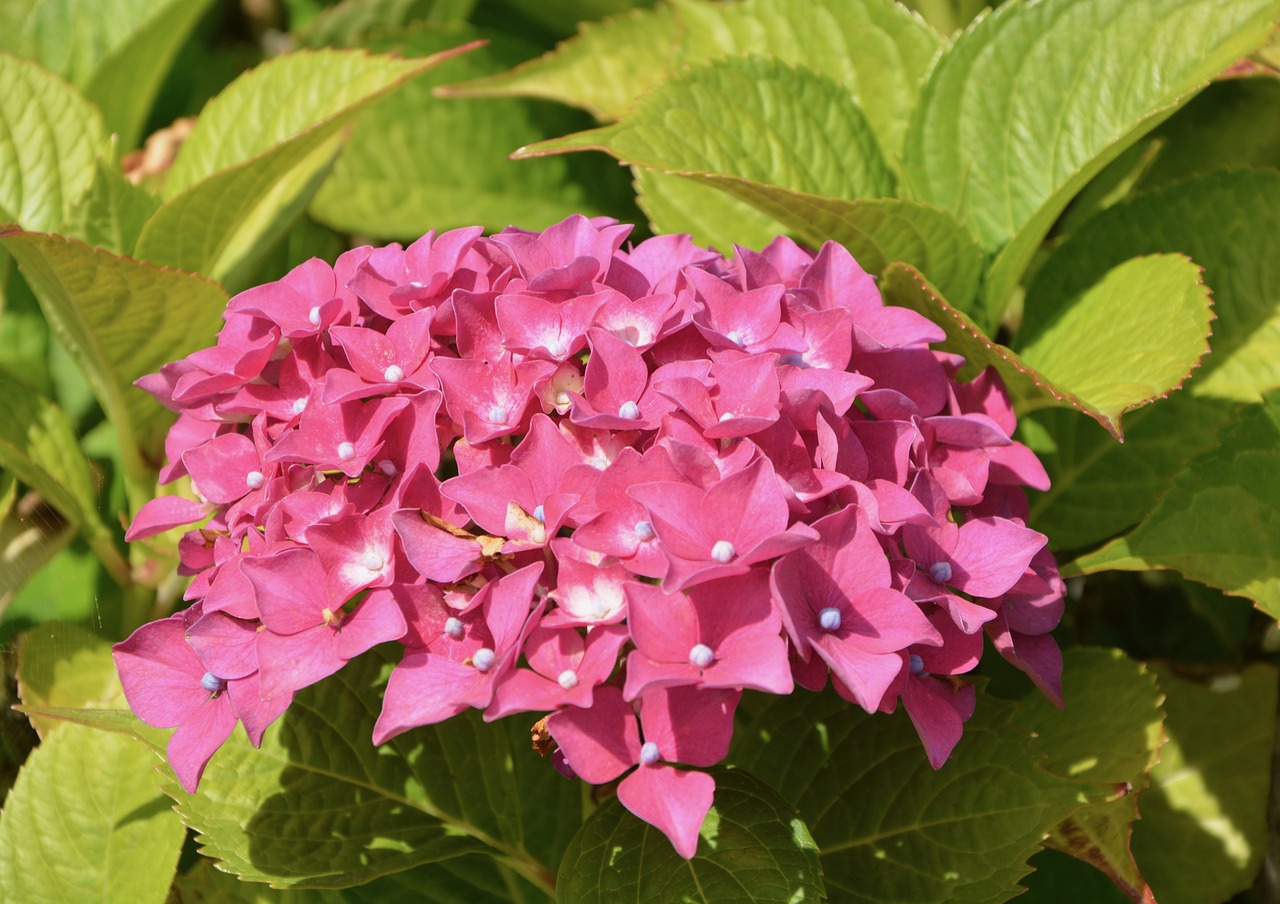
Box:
(16, 620), (122, 737)
(670, 0), (940, 159)
(692, 182), (984, 310)
(904, 0), (1280, 322)
(0, 52), (109, 231)
(0, 369), (127, 584)
(81, 0), (219, 148)
(634, 168), (786, 254)
(0, 229), (229, 509)
(1015, 648), (1164, 902)
(137, 48), (465, 287)
(1131, 663), (1277, 904)
(166, 646), (572, 893)
(0, 542), (101, 645)
(0, 722), (185, 904)
(173, 853), (546, 903)
(453, 0), (938, 159)
(441, 3), (680, 120)
(310, 25), (618, 239)
(880, 261), (1187, 440)
(730, 688), (1102, 903)
(518, 56), (897, 203)
(1022, 399), (1231, 551)
(0, 508), (74, 619)
(297, 0), (480, 48)
(556, 767), (823, 904)
(1014, 254), (1213, 435)
(1026, 169), (1280, 402)
(64, 160), (162, 255)
(1068, 394), (1280, 615)
(12, 704), (166, 751)
(1138, 78), (1280, 191)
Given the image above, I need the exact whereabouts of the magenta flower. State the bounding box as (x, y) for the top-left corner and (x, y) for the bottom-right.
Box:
(771, 506), (941, 712)
(119, 214), (1067, 852)
(629, 458), (819, 590)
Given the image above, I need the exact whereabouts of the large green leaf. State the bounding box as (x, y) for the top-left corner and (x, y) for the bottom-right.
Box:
(163, 645), (575, 894)
(310, 25), (617, 239)
(453, 0), (938, 159)
(0, 370), (127, 584)
(519, 56), (897, 203)
(730, 688), (1103, 903)
(65, 160), (162, 255)
(137, 48), (467, 287)
(1131, 663), (1277, 904)
(881, 262), (1210, 441)
(1022, 399), (1231, 551)
(0, 722), (185, 904)
(695, 183), (983, 310)
(1069, 394), (1280, 616)
(173, 853), (546, 903)
(670, 0), (939, 159)
(1026, 170), (1280, 403)
(442, 3), (680, 120)
(0, 509), (74, 620)
(633, 169), (782, 254)
(904, 0), (1280, 323)
(1136, 78), (1280, 191)
(1014, 254), (1212, 432)
(82, 0), (218, 148)
(17, 620), (122, 737)
(556, 767), (823, 903)
(1015, 648), (1164, 902)
(296, 0), (477, 48)
(0, 53), (109, 232)
(0, 229), (229, 508)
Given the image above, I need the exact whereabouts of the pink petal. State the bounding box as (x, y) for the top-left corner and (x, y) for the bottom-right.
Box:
(617, 765), (714, 860)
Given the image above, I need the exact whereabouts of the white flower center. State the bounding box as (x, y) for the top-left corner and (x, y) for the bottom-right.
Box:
(245, 470), (265, 489)
(557, 669), (579, 690)
(337, 442), (356, 461)
(710, 540), (735, 564)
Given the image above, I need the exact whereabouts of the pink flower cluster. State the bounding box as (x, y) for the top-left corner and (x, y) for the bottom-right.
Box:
(113, 215), (1064, 858)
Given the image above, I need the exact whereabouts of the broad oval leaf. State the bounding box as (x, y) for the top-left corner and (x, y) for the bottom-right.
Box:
(82, 0), (218, 148)
(1014, 254), (1213, 433)
(0, 370), (127, 584)
(139, 48), (471, 287)
(164, 645), (573, 893)
(17, 620), (123, 737)
(0, 52), (108, 231)
(65, 160), (161, 255)
(634, 168), (786, 253)
(0, 229), (229, 504)
(0, 723), (185, 904)
(165, 49), (464, 196)
(555, 767), (824, 904)
(904, 0), (1280, 318)
(1016, 648), (1165, 902)
(1132, 663), (1278, 904)
(881, 262), (1210, 441)
(671, 0), (939, 158)
(1069, 392), (1280, 616)
(518, 56), (897, 203)
(441, 3), (681, 120)
(695, 181), (983, 310)
(730, 688), (1102, 903)
(452, 0), (939, 159)
(1026, 170), (1280, 403)
(1022, 399), (1231, 551)
(310, 24), (621, 238)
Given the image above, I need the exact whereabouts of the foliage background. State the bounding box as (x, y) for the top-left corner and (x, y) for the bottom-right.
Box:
(0, 0), (1278, 901)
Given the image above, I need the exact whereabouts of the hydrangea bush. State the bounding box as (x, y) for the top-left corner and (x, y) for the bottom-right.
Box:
(115, 215), (1063, 857)
(2, 0), (1280, 901)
